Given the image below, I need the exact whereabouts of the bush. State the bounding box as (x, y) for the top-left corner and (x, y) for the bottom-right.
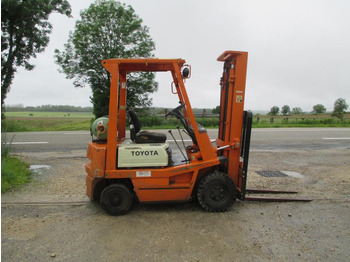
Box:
(138, 116), (220, 128)
(197, 118), (219, 127)
(1, 155), (31, 193)
(139, 116), (164, 127)
(1, 135), (31, 193)
(319, 118), (335, 125)
(163, 118), (182, 127)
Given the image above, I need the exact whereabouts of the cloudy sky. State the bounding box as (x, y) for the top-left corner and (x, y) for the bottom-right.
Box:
(6, 0), (350, 112)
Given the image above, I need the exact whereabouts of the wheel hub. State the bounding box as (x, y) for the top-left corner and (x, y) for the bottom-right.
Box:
(110, 193), (122, 206)
(210, 185), (226, 201)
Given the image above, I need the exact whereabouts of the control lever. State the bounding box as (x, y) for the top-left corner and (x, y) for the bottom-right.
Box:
(168, 130), (188, 162)
(182, 129), (189, 137)
(177, 126), (188, 161)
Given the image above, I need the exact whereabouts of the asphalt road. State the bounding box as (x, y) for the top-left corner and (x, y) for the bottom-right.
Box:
(5, 128), (350, 153)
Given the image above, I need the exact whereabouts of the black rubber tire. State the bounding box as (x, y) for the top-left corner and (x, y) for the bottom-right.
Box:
(197, 172), (237, 212)
(100, 184), (133, 216)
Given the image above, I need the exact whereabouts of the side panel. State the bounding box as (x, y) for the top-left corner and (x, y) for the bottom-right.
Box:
(136, 189), (192, 202)
(86, 142), (106, 177)
(105, 159), (220, 202)
(132, 171), (195, 202)
(85, 142), (107, 200)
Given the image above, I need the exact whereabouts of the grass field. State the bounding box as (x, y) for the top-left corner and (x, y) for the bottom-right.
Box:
(5, 111), (93, 118)
(252, 113), (350, 127)
(3, 111), (93, 132)
(2, 117), (92, 132)
(2, 112), (350, 132)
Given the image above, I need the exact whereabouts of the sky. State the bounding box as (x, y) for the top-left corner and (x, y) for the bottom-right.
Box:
(5, 0), (350, 112)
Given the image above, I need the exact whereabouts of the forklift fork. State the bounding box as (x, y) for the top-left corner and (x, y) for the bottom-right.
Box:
(245, 188), (311, 202)
(238, 111), (311, 203)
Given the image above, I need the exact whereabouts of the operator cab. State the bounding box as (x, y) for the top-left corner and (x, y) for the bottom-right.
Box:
(127, 110), (166, 143)
(119, 106), (205, 169)
(117, 110), (171, 168)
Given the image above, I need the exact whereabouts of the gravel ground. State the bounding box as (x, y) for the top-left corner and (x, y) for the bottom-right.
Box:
(1, 147), (349, 262)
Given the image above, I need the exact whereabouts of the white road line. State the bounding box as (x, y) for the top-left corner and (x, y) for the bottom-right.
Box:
(322, 138), (350, 140)
(8, 142), (49, 145)
(254, 129), (350, 132)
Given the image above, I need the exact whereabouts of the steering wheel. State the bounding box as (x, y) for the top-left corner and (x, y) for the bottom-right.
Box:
(165, 103), (185, 117)
(165, 103), (198, 145)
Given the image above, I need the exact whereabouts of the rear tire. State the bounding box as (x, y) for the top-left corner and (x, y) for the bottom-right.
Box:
(197, 172), (237, 212)
(100, 184), (133, 216)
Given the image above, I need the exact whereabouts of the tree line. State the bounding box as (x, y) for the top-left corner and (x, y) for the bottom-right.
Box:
(5, 104), (92, 112)
(211, 98), (349, 120)
(267, 98), (349, 119)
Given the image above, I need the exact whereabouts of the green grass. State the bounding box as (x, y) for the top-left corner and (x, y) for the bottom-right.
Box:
(5, 111), (93, 118)
(252, 114), (350, 127)
(2, 112), (350, 132)
(2, 117), (92, 132)
(143, 115), (350, 128)
(1, 141), (31, 193)
(140, 116), (220, 128)
(1, 156), (31, 193)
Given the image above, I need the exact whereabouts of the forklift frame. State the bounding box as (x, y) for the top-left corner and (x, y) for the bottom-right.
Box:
(85, 50), (309, 215)
(86, 51), (250, 204)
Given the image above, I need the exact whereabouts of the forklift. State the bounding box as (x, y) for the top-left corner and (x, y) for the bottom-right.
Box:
(85, 50), (307, 216)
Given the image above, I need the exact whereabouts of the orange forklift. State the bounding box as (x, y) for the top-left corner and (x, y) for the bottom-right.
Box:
(85, 50), (307, 215)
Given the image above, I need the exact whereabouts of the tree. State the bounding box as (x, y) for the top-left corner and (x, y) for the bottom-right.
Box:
(1, 0), (72, 116)
(212, 105), (220, 114)
(291, 107), (303, 115)
(281, 105), (291, 116)
(268, 106), (279, 115)
(312, 104), (326, 114)
(332, 98), (349, 119)
(55, 0), (157, 117)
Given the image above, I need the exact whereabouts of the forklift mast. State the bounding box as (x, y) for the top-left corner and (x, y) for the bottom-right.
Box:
(216, 51), (252, 200)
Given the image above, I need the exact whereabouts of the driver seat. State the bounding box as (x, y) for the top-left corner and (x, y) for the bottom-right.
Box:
(127, 110), (167, 144)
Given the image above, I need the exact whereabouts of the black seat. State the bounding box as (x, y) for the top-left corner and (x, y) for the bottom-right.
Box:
(127, 110), (167, 144)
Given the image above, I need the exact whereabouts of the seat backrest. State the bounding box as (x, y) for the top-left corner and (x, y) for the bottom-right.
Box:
(127, 110), (142, 142)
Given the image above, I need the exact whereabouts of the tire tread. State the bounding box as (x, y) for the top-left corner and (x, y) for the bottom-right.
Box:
(197, 172), (236, 212)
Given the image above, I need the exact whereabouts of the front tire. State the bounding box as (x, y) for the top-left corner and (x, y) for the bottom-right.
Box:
(197, 172), (237, 212)
(100, 184), (133, 216)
